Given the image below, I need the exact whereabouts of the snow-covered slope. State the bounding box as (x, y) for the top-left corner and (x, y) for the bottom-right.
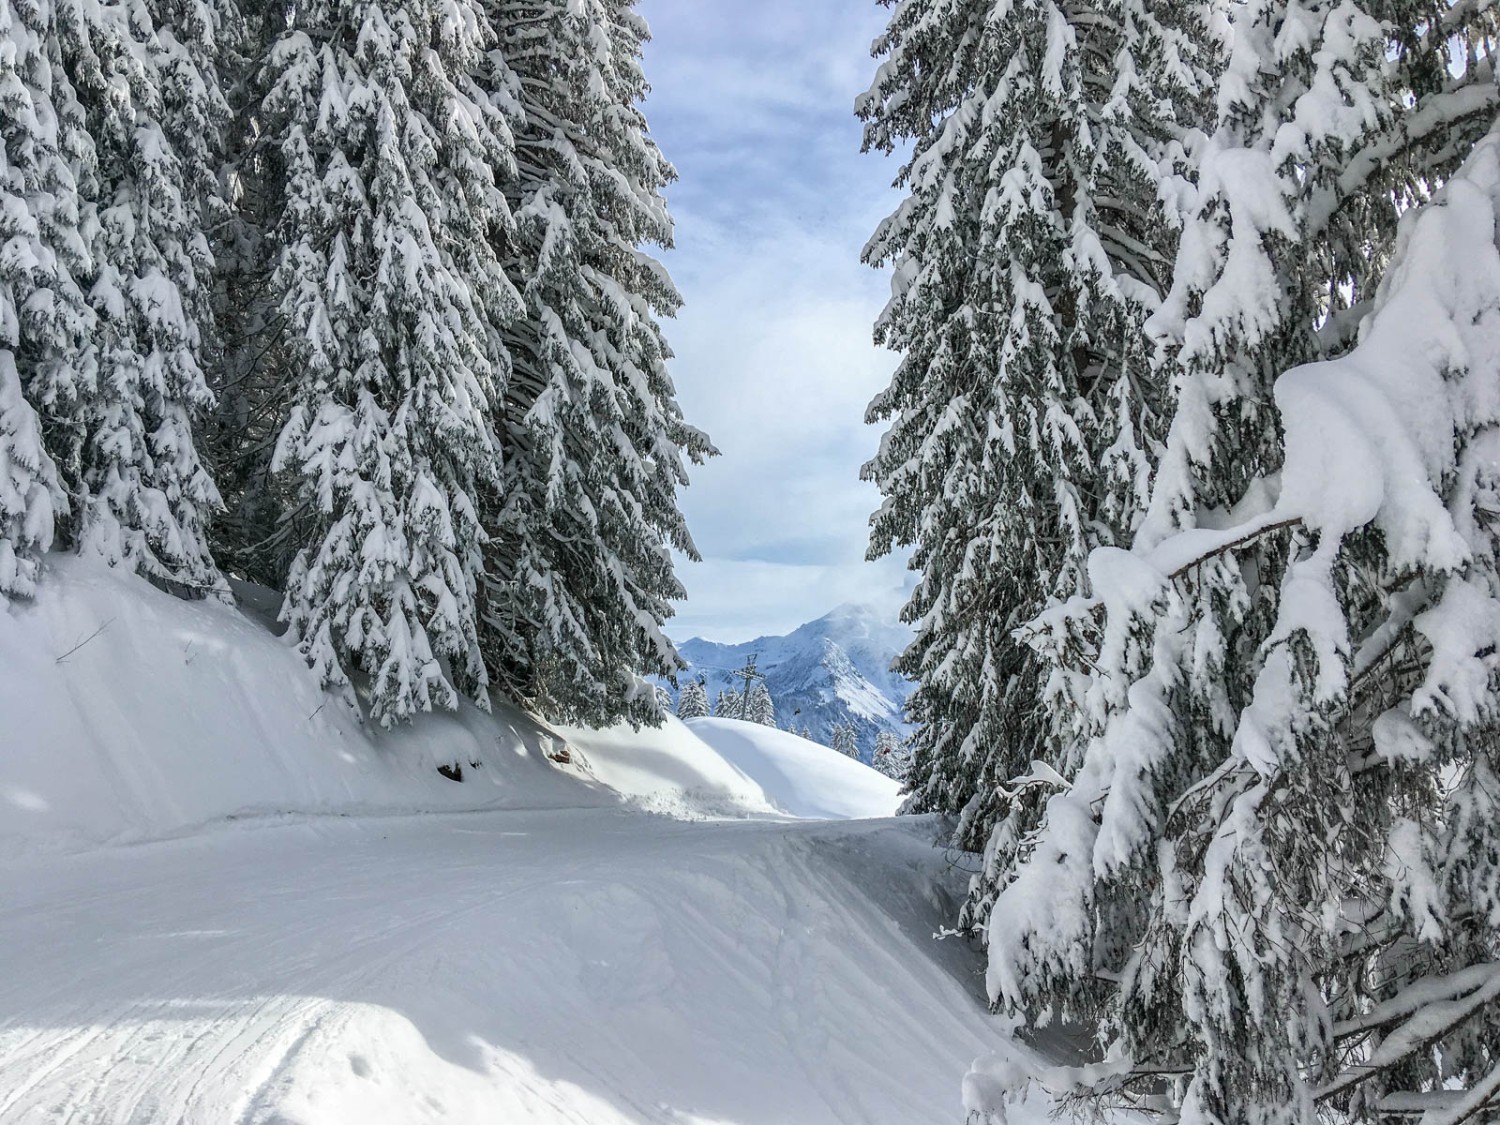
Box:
(0, 556), (615, 857)
(685, 717), (901, 819)
(0, 559), (1059, 1123)
(0, 556), (841, 856)
(674, 604), (913, 757)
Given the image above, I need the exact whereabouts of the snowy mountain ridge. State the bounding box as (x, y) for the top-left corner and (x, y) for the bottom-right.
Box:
(671, 604), (914, 757)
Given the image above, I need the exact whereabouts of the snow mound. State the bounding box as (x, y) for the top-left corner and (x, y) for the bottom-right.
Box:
(558, 715), (905, 821)
(557, 714), (780, 820)
(684, 717), (903, 819)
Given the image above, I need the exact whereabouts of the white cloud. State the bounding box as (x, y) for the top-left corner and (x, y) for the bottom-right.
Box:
(637, 0), (910, 643)
(665, 554), (913, 645)
(669, 250), (891, 555)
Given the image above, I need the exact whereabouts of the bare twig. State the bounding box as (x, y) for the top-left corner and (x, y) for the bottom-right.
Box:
(55, 619), (115, 664)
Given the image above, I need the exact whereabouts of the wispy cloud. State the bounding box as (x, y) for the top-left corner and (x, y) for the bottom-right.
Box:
(638, 0), (910, 643)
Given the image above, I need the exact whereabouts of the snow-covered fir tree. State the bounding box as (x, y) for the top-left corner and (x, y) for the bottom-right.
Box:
(831, 724), (858, 760)
(872, 730), (910, 782)
(257, 0), (522, 725)
(713, 690), (741, 718)
(746, 681), (775, 727)
(857, 0), (1214, 878)
(966, 0), (1500, 1114)
(675, 678), (709, 720)
(971, 117), (1500, 1125)
(5, 0), (234, 599)
(479, 0), (713, 728)
(0, 0), (84, 604)
(83, 0), (237, 597)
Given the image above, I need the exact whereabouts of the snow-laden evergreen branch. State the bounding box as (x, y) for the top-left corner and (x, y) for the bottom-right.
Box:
(969, 114), (1500, 1125)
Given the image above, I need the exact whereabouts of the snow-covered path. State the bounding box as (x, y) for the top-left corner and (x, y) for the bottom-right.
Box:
(0, 809), (1022, 1124)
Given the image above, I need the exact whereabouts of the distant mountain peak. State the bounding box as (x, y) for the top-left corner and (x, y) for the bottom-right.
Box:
(819, 601), (877, 620)
(668, 607), (913, 762)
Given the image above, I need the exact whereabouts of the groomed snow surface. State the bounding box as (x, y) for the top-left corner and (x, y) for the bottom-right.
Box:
(0, 557), (1047, 1123)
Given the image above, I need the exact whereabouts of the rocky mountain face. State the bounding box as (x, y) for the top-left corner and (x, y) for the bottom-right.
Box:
(670, 605), (913, 761)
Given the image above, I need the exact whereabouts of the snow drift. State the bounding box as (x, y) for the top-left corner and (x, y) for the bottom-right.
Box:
(684, 717), (902, 819)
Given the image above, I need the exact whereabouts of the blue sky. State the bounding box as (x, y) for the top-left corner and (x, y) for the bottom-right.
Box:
(636, 0), (913, 643)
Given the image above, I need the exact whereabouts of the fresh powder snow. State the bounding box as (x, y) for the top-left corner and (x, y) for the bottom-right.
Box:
(0, 554), (1051, 1123)
(684, 717), (902, 820)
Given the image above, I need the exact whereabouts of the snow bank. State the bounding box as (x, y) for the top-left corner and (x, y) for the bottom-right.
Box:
(0, 555), (607, 856)
(0, 557), (901, 856)
(557, 714), (781, 819)
(685, 717), (903, 819)
(558, 715), (905, 821)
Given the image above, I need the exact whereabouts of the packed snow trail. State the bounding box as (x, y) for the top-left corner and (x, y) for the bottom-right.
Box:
(0, 808), (1040, 1124)
(0, 559), (1049, 1121)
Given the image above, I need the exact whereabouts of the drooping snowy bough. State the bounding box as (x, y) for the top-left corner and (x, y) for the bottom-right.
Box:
(966, 122), (1500, 1125)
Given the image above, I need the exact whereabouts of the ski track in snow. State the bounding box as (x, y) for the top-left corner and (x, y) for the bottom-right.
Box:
(0, 808), (1036, 1124)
